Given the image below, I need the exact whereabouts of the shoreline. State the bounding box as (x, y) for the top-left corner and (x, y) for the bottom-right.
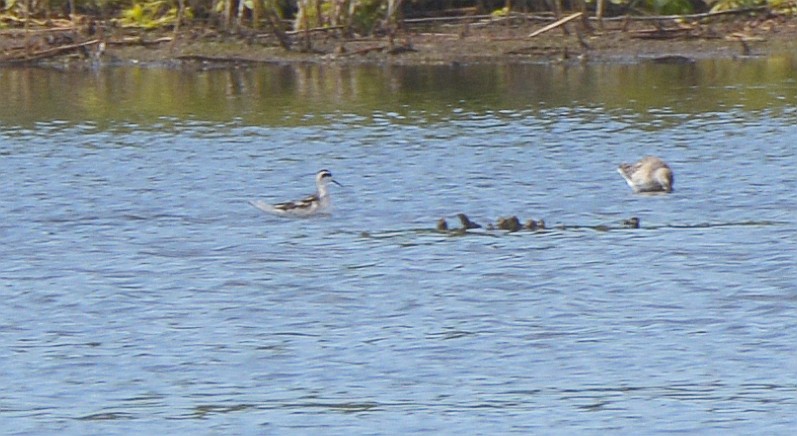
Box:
(2, 12), (796, 68)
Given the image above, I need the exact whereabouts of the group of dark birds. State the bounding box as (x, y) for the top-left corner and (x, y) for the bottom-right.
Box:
(434, 155), (672, 234)
(436, 213), (639, 234)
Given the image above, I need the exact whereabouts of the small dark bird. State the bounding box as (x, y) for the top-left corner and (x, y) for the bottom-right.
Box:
(623, 217), (640, 229)
(497, 216), (521, 232)
(457, 213), (482, 230)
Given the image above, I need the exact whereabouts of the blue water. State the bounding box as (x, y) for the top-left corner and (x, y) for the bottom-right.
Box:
(1, 61), (797, 433)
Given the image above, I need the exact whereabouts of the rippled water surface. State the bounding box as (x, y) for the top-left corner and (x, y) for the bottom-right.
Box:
(2, 58), (797, 433)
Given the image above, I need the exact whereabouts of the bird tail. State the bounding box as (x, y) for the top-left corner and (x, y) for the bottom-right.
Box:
(249, 200), (280, 214)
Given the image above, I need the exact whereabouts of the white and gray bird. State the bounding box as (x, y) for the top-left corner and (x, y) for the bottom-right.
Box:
(617, 156), (674, 193)
(250, 169), (342, 217)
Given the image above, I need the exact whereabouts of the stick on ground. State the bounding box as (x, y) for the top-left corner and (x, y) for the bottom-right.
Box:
(528, 12), (583, 38)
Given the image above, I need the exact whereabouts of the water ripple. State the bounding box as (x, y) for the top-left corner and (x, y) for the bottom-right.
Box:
(2, 61), (797, 433)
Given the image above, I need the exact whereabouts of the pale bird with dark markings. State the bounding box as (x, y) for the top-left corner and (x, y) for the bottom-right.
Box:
(250, 169), (342, 217)
(617, 156), (674, 193)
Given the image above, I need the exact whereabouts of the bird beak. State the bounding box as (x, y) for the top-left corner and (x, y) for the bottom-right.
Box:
(332, 179), (343, 187)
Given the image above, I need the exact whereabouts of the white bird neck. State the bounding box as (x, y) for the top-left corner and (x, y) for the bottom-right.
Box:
(317, 181), (330, 199)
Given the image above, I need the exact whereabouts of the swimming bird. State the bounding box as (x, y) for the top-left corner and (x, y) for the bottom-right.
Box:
(250, 169), (342, 217)
(497, 216), (522, 232)
(623, 217), (640, 229)
(617, 156), (674, 193)
(457, 213), (482, 230)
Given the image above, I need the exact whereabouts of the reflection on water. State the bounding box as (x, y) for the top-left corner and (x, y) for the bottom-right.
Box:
(1, 59), (796, 433)
(1, 55), (796, 127)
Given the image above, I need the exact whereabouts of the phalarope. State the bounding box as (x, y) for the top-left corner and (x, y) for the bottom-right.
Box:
(617, 156), (674, 193)
(496, 216), (522, 232)
(457, 213), (482, 229)
(250, 169), (342, 217)
(623, 217), (641, 229)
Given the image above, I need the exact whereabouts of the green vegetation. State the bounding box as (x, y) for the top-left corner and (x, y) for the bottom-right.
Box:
(646, 0), (696, 14)
(120, 0), (189, 28)
(0, 0), (792, 35)
(713, 0), (797, 14)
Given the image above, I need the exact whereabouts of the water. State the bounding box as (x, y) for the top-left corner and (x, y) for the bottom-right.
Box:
(1, 58), (796, 433)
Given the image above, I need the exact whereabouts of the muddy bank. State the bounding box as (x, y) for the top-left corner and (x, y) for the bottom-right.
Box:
(2, 11), (797, 67)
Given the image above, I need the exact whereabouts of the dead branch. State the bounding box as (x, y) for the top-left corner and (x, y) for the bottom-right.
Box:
(528, 12), (583, 38)
(106, 36), (173, 46)
(726, 32), (765, 55)
(607, 6), (768, 22)
(342, 45), (386, 56)
(175, 54), (271, 63)
(284, 25), (345, 36)
(0, 27), (75, 37)
(630, 26), (693, 39)
(1, 38), (100, 64)
(263, 4), (291, 50)
(399, 6), (767, 29)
